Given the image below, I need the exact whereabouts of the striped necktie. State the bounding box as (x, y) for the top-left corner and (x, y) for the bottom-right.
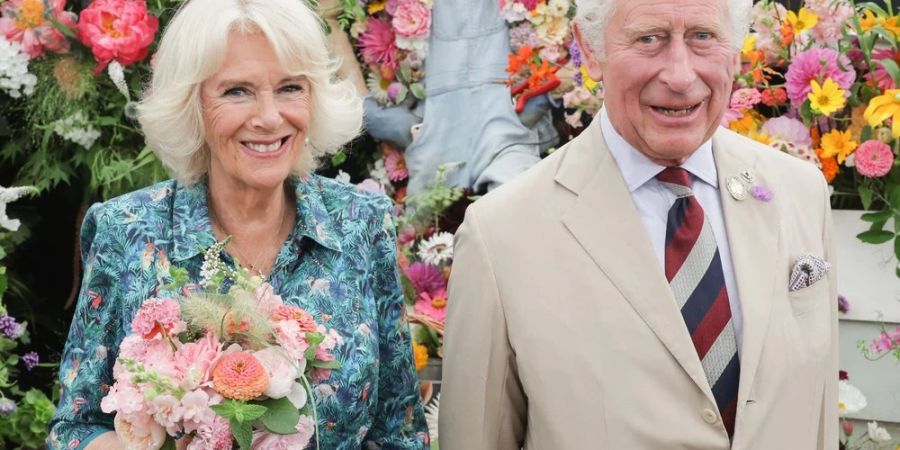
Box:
(657, 167), (740, 438)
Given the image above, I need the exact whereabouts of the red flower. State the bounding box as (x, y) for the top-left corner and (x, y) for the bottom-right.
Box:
(77, 0), (158, 72)
(761, 87), (787, 107)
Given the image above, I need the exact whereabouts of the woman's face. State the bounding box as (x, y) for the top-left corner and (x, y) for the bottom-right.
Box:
(200, 31), (311, 193)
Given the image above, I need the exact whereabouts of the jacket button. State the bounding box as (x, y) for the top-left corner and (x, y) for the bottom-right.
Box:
(702, 408), (718, 424)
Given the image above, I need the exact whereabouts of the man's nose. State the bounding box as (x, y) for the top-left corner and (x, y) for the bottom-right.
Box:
(658, 39), (699, 93)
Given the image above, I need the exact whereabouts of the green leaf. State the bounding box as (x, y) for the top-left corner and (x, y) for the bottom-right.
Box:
(409, 83), (426, 100)
(857, 230), (895, 244)
(859, 185), (874, 210)
(860, 126), (873, 143)
(895, 235), (900, 261)
(211, 399), (265, 423)
(230, 419), (253, 450)
(310, 359), (342, 369)
(861, 210), (892, 222)
(239, 404), (268, 422)
(259, 397), (302, 435)
(799, 100), (814, 125)
(880, 58), (900, 87)
(160, 437), (177, 450)
(394, 84), (408, 104)
(331, 151), (347, 167)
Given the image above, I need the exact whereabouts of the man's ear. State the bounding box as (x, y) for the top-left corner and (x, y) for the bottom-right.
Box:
(573, 23), (603, 83)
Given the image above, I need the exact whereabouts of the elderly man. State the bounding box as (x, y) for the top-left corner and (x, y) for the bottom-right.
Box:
(439, 0), (838, 449)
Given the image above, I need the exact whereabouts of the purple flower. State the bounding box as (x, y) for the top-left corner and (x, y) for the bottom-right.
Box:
(569, 39), (582, 68)
(404, 262), (447, 295)
(0, 399), (16, 416)
(0, 315), (18, 339)
(750, 185), (773, 202)
(838, 295), (849, 314)
(22, 352), (38, 371)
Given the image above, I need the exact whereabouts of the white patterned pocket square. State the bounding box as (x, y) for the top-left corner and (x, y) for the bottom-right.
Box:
(788, 254), (831, 292)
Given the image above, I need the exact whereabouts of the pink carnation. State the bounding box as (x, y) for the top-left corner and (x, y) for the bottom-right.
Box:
(358, 18), (398, 69)
(77, 0), (158, 71)
(271, 305), (318, 333)
(272, 320), (310, 361)
(729, 88), (762, 111)
(0, 0), (76, 59)
(131, 298), (185, 340)
(391, 0), (431, 39)
(785, 48), (856, 108)
(414, 288), (448, 322)
(188, 416), (233, 450)
(855, 140), (894, 178)
(404, 262), (446, 295)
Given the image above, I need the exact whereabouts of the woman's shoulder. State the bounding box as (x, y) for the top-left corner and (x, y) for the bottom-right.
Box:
(81, 180), (180, 244)
(302, 174), (394, 219)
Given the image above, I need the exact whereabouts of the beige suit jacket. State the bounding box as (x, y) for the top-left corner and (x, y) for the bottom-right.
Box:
(440, 119), (839, 450)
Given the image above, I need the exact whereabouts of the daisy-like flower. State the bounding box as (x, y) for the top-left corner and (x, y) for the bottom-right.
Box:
(358, 18), (398, 69)
(424, 393), (440, 442)
(784, 8), (819, 33)
(417, 232), (454, 266)
(819, 129), (858, 164)
(838, 380), (867, 416)
(785, 48), (855, 108)
(807, 78), (846, 116)
(414, 288), (448, 322)
(864, 89), (900, 138)
(867, 421), (892, 443)
(366, 71), (391, 105)
(384, 146), (408, 181)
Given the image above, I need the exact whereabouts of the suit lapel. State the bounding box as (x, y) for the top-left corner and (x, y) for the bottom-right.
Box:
(711, 130), (781, 423)
(557, 121), (715, 403)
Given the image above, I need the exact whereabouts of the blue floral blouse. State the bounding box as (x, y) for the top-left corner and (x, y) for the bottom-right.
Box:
(48, 175), (429, 450)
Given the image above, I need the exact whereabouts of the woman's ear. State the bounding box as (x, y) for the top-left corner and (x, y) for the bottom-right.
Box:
(573, 23), (603, 83)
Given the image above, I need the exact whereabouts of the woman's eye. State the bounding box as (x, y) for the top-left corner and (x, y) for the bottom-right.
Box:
(223, 87), (249, 97)
(280, 84), (305, 94)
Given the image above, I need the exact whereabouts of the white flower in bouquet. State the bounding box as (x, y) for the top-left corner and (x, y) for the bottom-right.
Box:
(0, 185), (37, 232)
(867, 421), (892, 443)
(424, 392), (440, 441)
(53, 111), (101, 150)
(418, 232), (454, 266)
(0, 36), (37, 99)
(838, 380), (867, 416)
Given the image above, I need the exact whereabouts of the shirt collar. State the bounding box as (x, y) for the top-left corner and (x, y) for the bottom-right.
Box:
(171, 176), (342, 262)
(600, 106), (718, 191)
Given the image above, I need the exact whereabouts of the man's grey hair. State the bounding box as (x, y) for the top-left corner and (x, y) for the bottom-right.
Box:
(574, 0), (753, 59)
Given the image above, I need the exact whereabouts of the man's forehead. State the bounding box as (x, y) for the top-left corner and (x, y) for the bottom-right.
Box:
(612, 0), (730, 30)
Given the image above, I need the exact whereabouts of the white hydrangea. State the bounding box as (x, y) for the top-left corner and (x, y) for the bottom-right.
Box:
(0, 185), (37, 232)
(0, 36), (37, 99)
(867, 421), (892, 443)
(53, 111), (101, 149)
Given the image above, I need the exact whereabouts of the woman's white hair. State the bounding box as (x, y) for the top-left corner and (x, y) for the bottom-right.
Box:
(574, 0), (753, 59)
(138, 0), (363, 185)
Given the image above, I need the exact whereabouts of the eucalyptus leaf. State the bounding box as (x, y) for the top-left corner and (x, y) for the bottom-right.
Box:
(259, 397), (302, 435)
(856, 230), (895, 244)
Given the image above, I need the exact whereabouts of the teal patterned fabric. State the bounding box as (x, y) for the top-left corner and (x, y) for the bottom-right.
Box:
(48, 175), (429, 450)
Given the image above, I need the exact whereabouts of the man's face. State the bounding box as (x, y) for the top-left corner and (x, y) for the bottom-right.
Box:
(578, 0), (739, 165)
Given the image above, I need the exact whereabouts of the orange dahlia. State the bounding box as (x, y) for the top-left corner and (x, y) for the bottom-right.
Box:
(212, 352), (269, 400)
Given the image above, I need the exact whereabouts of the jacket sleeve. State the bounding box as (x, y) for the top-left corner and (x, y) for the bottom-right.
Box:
(48, 203), (123, 450)
(817, 176), (839, 450)
(363, 197), (430, 449)
(440, 205), (526, 450)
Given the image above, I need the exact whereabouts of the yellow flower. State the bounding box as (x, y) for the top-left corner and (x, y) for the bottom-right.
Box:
(412, 342), (429, 371)
(785, 8), (819, 33)
(808, 78), (846, 117)
(728, 110), (763, 135)
(746, 130), (773, 146)
(367, 0), (385, 14)
(580, 66), (598, 92)
(864, 89), (900, 138)
(819, 129), (858, 164)
(741, 35), (756, 58)
(860, 9), (900, 36)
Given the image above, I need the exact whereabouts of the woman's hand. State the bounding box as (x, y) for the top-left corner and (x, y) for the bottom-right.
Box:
(84, 431), (124, 450)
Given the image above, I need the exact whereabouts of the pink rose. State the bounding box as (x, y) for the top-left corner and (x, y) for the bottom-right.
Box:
(77, 0), (158, 71)
(113, 412), (167, 450)
(0, 0), (77, 58)
(254, 347), (302, 399)
(391, 0), (431, 39)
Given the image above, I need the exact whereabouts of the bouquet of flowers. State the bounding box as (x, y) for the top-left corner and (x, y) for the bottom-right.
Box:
(99, 240), (342, 450)
(338, 0), (431, 107)
(727, 0), (900, 276)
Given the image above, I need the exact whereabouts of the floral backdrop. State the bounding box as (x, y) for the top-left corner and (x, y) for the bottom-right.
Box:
(0, 0), (898, 448)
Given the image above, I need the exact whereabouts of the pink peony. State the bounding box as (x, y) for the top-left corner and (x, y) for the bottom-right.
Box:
(0, 0), (77, 58)
(188, 416), (233, 450)
(272, 320), (310, 360)
(254, 347), (302, 399)
(855, 140), (894, 178)
(785, 48), (856, 108)
(761, 116), (814, 147)
(384, 146), (408, 181)
(404, 262), (446, 295)
(358, 18), (398, 69)
(77, 0), (158, 71)
(131, 298), (186, 340)
(729, 88), (762, 111)
(251, 421), (314, 450)
(391, 0), (431, 39)
(414, 288), (448, 322)
(173, 332), (223, 390)
(113, 412), (167, 450)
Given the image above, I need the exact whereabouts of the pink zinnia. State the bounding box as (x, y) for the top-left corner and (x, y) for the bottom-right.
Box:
(211, 352), (269, 400)
(358, 18), (398, 69)
(404, 262), (446, 294)
(785, 48), (856, 108)
(729, 88), (762, 111)
(384, 147), (408, 181)
(77, 0), (158, 71)
(855, 140), (894, 178)
(414, 288), (448, 322)
(0, 0), (77, 58)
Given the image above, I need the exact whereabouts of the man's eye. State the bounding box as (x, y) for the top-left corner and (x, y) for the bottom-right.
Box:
(695, 31), (713, 40)
(223, 87), (249, 97)
(639, 35), (659, 44)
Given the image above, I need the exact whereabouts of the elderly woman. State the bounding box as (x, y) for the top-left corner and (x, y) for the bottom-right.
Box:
(48, 0), (428, 448)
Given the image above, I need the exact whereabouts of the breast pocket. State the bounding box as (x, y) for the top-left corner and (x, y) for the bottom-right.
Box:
(787, 279), (829, 317)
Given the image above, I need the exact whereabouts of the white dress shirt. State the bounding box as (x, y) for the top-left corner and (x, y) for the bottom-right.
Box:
(600, 107), (743, 356)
